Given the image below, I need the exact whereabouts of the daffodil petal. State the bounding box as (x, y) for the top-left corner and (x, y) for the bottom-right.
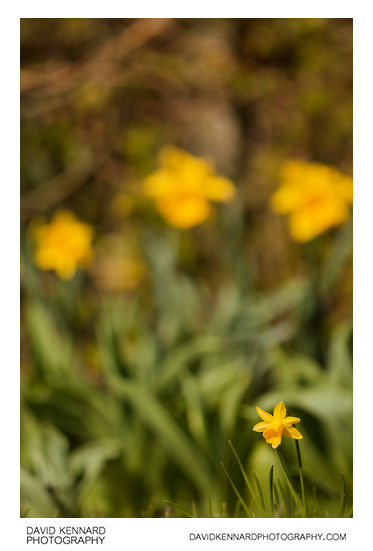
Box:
(256, 406), (273, 423)
(283, 416), (300, 426)
(273, 401), (286, 420)
(263, 426), (283, 443)
(283, 426), (303, 439)
(270, 437), (282, 449)
(156, 195), (211, 228)
(253, 422), (270, 432)
(204, 176), (236, 202)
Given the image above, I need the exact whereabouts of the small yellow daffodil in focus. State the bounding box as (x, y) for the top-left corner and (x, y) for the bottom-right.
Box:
(143, 146), (236, 229)
(253, 401), (302, 449)
(31, 210), (94, 280)
(270, 160), (353, 242)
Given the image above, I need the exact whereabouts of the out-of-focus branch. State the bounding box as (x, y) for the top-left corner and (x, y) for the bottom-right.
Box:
(21, 19), (174, 94)
(20, 148), (108, 221)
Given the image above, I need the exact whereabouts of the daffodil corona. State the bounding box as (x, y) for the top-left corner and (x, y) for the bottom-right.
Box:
(270, 159), (353, 242)
(143, 146), (236, 229)
(31, 210), (94, 280)
(253, 401), (302, 449)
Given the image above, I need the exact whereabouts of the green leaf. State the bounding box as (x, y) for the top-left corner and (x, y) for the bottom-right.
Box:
(106, 375), (213, 495)
(21, 469), (56, 518)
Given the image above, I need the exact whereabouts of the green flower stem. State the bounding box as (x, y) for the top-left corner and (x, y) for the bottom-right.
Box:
(295, 440), (308, 516)
(275, 449), (305, 517)
(269, 465), (274, 514)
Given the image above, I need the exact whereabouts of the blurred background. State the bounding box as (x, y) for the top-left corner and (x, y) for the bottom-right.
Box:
(20, 18), (352, 518)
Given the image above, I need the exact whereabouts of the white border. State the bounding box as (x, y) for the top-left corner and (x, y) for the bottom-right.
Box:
(15, 2), (354, 18)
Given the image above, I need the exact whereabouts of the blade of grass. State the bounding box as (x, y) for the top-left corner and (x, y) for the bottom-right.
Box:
(252, 472), (265, 511)
(233, 500), (242, 518)
(221, 501), (227, 518)
(162, 500), (195, 518)
(277, 478), (290, 517)
(192, 501), (197, 517)
(220, 461), (252, 517)
(337, 473), (346, 517)
(227, 440), (265, 515)
(295, 440), (308, 516)
(275, 449), (305, 516)
(208, 497), (213, 518)
(273, 481), (282, 516)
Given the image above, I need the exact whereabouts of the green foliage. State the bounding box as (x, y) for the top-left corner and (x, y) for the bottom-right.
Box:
(20, 225), (352, 516)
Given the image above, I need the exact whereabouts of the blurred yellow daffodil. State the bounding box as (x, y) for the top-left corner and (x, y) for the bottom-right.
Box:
(270, 159), (353, 242)
(253, 401), (302, 449)
(31, 210), (94, 280)
(143, 146), (236, 229)
(92, 234), (145, 293)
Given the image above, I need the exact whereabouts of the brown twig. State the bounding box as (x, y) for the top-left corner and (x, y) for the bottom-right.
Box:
(20, 148), (108, 221)
(21, 18), (174, 94)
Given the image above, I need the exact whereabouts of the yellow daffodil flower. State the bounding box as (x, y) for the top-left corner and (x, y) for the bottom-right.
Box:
(253, 401), (302, 449)
(143, 146), (236, 229)
(31, 210), (94, 280)
(270, 159), (353, 242)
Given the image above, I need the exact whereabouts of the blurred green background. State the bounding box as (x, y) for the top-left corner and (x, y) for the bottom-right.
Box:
(20, 18), (352, 517)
